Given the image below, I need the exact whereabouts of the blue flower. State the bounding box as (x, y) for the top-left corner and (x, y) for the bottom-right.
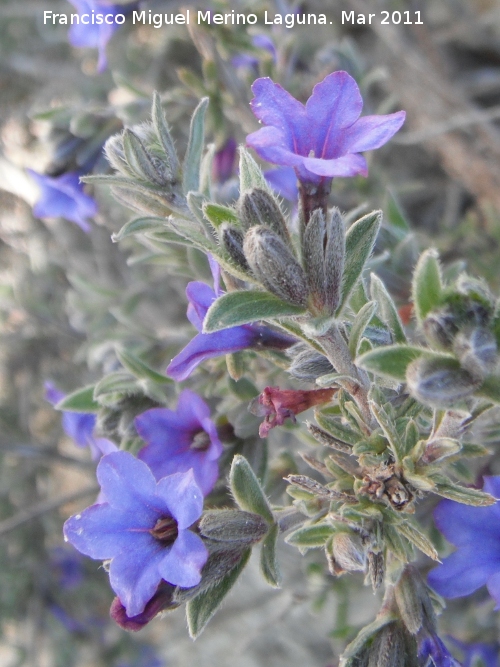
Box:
(418, 634), (462, 667)
(64, 451), (208, 617)
(246, 71), (405, 185)
(166, 263), (295, 381)
(264, 167), (298, 203)
(68, 0), (137, 73)
(450, 639), (499, 667)
(28, 170), (97, 232)
(135, 389), (223, 496)
(428, 476), (500, 607)
(45, 382), (116, 460)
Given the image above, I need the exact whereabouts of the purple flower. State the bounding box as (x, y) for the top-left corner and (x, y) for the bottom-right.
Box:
(264, 167), (298, 202)
(45, 381), (117, 460)
(213, 138), (237, 183)
(418, 634), (462, 667)
(428, 476), (500, 607)
(64, 451), (208, 617)
(50, 546), (84, 590)
(68, 1), (136, 73)
(28, 170), (97, 232)
(246, 71), (405, 185)
(166, 277), (295, 382)
(135, 389), (223, 496)
(450, 640), (499, 667)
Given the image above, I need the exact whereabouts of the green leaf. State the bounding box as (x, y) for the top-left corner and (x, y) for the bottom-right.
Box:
(348, 301), (377, 357)
(369, 400), (404, 464)
(183, 97), (209, 194)
(411, 249), (443, 324)
(397, 521), (438, 561)
(229, 455), (274, 524)
(203, 203), (240, 229)
(116, 348), (173, 384)
(385, 190), (410, 234)
(341, 614), (396, 662)
(384, 525), (411, 562)
(315, 411), (360, 446)
(476, 375), (500, 404)
(239, 147), (271, 193)
(337, 210), (382, 314)
(203, 291), (306, 333)
(430, 475), (496, 506)
(169, 217), (217, 253)
(357, 345), (446, 381)
(55, 385), (99, 413)
(93, 372), (141, 399)
(186, 548), (251, 638)
(260, 523), (281, 587)
(285, 523), (335, 549)
(122, 129), (161, 184)
(152, 91), (178, 173)
(370, 273), (407, 343)
(111, 216), (167, 242)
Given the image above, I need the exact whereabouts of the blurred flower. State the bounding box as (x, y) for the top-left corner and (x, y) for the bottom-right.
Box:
(50, 546), (84, 590)
(231, 34), (276, 70)
(246, 71), (405, 185)
(166, 265), (295, 382)
(249, 386), (337, 437)
(135, 389), (223, 496)
(28, 170), (97, 232)
(418, 633), (462, 667)
(68, 0), (137, 73)
(213, 138), (237, 183)
(428, 476), (500, 607)
(450, 639), (499, 667)
(64, 451), (208, 617)
(264, 167), (298, 203)
(45, 381), (116, 460)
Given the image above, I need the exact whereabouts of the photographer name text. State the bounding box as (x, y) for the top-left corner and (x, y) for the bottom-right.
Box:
(42, 9), (424, 30)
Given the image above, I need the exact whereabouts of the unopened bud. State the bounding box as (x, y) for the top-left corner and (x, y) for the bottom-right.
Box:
(239, 188), (290, 243)
(199, 509), (268, 544)
(243, 226), (309, 307)
(110, 581), (178, 631)
(368, 550), (384, 591)
(453, 326), (497, 379)
(394, 567), (424, 635)
(406, 356), (481, 407)
(287, 343), (335, 381)
(324, 208), (345, 315)
(122, 128), (168, 185)
(220, 224), (251, 273)
(421, 437), (461, 464)
(329, 532), (367, 575)
(303, 209), (328, 311)
(422, 309), (458, 349)
(367, 623), (405, 667)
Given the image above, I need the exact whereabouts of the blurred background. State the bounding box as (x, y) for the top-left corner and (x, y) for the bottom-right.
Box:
(1, 0), (500, 665)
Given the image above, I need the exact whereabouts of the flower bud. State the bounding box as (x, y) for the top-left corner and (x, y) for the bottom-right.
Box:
(287, 343), (335, 381)
(422, 309), (458, 349)
(368, 550), (384, 591)
(453, 326), (497, 379)
(328, 532), (367, 575)
(367, 623), (405, 667)
(199, 509), (268, 544)
(324, 208), (345, 315)
(239, 188), (290, 243)
(303, 209), (328, 311)
(406, 356), (481, 407)
(110, 581), (179, 631)
(243, 226), (309, 307)
(220, 224), (251, 273)
(421, 437), (461, 464)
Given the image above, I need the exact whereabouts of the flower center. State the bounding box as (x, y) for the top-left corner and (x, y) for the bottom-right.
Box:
(191, 430), (211, 451)
(150, 517), (178, 546)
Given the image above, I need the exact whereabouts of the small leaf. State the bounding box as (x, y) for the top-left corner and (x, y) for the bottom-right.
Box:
(152, 91), (178, 173)
(116, 348), (173, 384)
(349, 301), (377, 357)
(370, 400), (404, 464)
(183, 97), (209, 194)
(358, 345), (445, 381)
(285, 523), (335, 549)
(315, 411), (360, 446)
(340, 614), (396, 663)
(229, 455), (274, 524)
(384, 525), (411, 562)
(203, 203), (240, 229)
(430, 475), (496, 506)
(122, 129), (162, 184)
(397, 522), (438, 561)
(412, 249), (443, 325)
(93, 372), (141, 399)
(385, 191), (410, 234)
(370, 273), (407, 343)
(337, 210), (382, 315)
(169, 217), (217, 253)
(111, 217), (168, 242)
(203, 291), (306, 333)
(239, 147), (272, 193)
(260, 523), (281, 587)
(186, 548), (250, 638)
(55, 385), (99, 413)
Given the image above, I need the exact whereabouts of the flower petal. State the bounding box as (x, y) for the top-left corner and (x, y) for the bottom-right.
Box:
(158, 529), (208, 588)
(135, 407), (195, 456)
(186, 281), (216, 331)
(301, 153), (368, 178)
(434, 497), (500, 546)
(156, 469), (204, 529)
(428, 549), (500, 598)
(487, 570), (500, 610)
(64, 503), (153, 560)
(108, 542), (164, 617)
(96, 451), (165, 520)
(246, 127), (303, 169)
(341, 111), (406, 153)
(250, 77), (307, 150)
(305, 71), (363, 157)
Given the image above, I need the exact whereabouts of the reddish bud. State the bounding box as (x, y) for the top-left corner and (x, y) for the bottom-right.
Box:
(110, 581), (179, 631)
